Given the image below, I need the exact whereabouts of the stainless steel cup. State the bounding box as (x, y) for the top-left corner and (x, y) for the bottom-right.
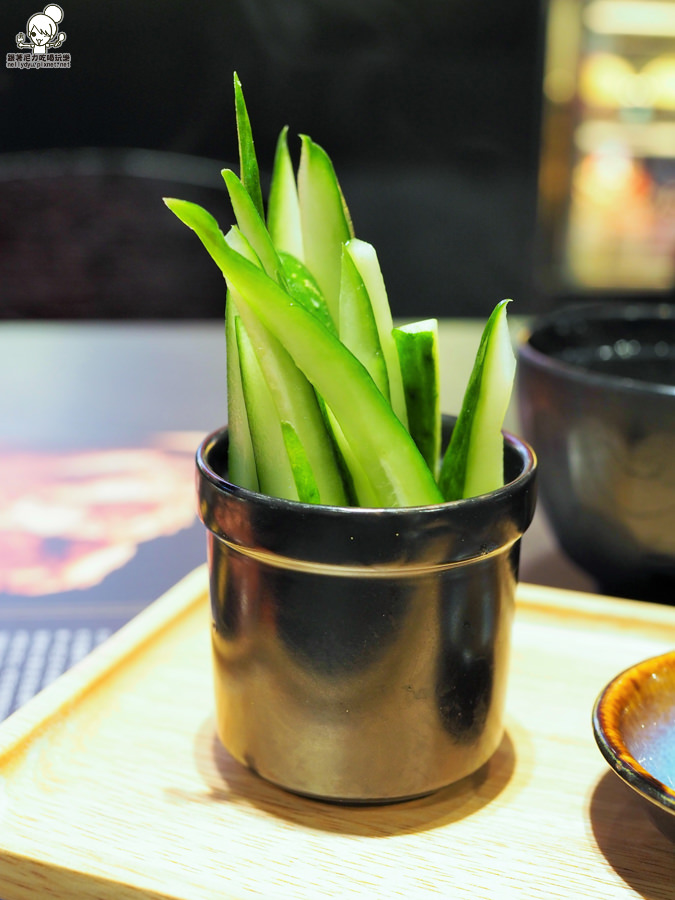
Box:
(197, 417), (537, 803)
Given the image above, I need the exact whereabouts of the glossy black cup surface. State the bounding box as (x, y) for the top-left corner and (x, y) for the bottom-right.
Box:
(197, 417), (537, 802)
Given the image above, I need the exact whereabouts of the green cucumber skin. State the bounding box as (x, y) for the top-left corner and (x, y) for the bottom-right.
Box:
(227, 218), (336, 341)
(164, 198), (441, 507)
(281, 422), (321, 504)
(393, 319), (441, 477)
(222, 169), (283, 283)
(438, 299), (514, 501)
(233, 72), (265, 222)
(267, 126), (305, 260)
(279, 251), (337, 337)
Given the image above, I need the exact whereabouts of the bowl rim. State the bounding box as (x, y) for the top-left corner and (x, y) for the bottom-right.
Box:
(592, 649), (675, 815)
(518, 302), (675, 398)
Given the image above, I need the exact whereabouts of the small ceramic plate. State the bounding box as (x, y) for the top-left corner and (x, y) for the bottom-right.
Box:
(593, 650), (675, 840)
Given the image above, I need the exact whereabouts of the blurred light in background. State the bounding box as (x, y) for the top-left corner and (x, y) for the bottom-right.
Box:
(584, 0), (675, 36)
(537, 0), (675, 301)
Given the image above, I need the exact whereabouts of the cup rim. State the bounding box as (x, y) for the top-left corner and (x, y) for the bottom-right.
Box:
(196, 417), (537, 517)
(196, 415), (538, 568)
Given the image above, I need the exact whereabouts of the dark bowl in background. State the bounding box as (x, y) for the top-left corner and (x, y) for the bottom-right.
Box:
(517, 302), (675, 601)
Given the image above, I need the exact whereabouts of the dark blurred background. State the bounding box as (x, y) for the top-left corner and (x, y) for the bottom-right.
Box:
(0, 0), (546, 319)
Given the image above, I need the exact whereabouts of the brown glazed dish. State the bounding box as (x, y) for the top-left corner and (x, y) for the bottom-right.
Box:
(593, 650), (675, 841)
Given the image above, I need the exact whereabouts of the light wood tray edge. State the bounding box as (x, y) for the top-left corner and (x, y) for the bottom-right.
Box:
(2, 569), (673, 769)
(0, 564), (210, 761)
(518, 580), (675, 632)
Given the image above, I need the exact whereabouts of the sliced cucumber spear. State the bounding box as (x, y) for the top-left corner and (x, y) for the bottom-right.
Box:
(225, 291), (259, 492)
(222, 169), (336, 337)
(338, 246), (389, 399)
(279, 251), (337, 337)
(322, 408), (381, 508)
(167, 75), (520, 507)
(234, 316), (298, 500)
(438, 299), (516, 501)
(344, 239), (408, 429)
(225, 225), (347, 506)
(231, 293), (347, 506)
(298, 134), (354, 328)
(392, 318), (441, 477)
(228, 260), (442, 507)
(221, 169), (282, 282)
(164, 197), (442, 508)
(268, 126), (304, 260)
(233, 71), (265, 221)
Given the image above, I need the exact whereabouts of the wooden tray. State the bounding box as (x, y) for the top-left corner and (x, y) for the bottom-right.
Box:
(1, 567), (675, 900)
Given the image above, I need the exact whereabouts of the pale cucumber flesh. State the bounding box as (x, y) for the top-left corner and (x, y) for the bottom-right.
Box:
(438, 299), (515, 500)
(225, 291), (258, 491)
(338, 246), (389, 399)
(297, 135), (354, 328)
(344, 239), (408, 428)
(234, 316), (298, 500)
(267, 126), (304, 259)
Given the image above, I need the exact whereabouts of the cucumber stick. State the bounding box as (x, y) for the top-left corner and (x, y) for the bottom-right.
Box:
(233, 71), (265, 221)
(222, 169), (282, 282)
(223, 173), (336, 338)
(392, 319), (441, 477)
(298, 135), (354, 327)
(225, 226), (347, 506)
(268, 126), (304, 259)
(339, 246), (389, 399)
(323, 407), (381, 508)
(280, 422), (321, 504)
(279, 251), (337, 337)
(344, 239), (408, 428)
(438, 299), (516, 501)
(225, 290), (259, 492)
(227, 259), (442, 507)
(164, 197), (442, 507)
(234, 317), (298, 500)
(231, 295), (347, 506)
(166, 76), (519, 507)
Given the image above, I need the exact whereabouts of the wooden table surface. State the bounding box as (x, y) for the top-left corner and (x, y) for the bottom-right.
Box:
(1, 566), (674, 899)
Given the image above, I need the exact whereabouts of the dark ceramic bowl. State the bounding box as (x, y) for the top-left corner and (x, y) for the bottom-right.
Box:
(593, 650), (675, 841)
(518, 302), (675, 600)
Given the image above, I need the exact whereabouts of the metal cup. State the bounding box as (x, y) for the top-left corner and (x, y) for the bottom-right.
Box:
(197, 417), (537, 803)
